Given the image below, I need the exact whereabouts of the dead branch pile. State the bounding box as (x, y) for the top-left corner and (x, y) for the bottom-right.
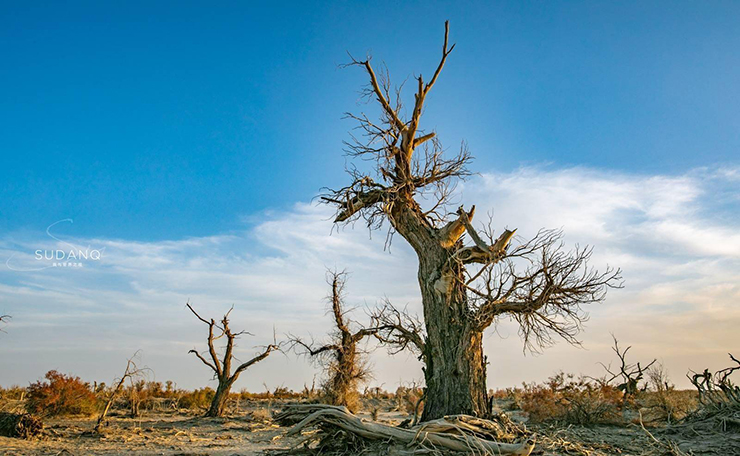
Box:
(680, 352), (740, 437)
(0, 412), (43, 439)
(275, 403), (535, 455)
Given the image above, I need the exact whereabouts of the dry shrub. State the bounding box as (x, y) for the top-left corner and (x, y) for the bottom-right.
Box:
(394, 385), (424, 415)
(322, 379), (361, 413)
(125, 379), (149, 417)
(177, 387), (214, 410)
(0, 412), (43, 439)
(239, 386), (303, 401)
(490, 387), (524, 411)
(641, 364), (697, 423)
(520, 372), (622, 425)
(0, 386), (26, 401)
(26, 371), (98, 417)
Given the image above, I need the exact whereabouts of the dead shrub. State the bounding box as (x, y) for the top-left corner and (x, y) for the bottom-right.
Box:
(0, 386), (26, 402)
(26, 371), (98, 417)
(687, 353), (740, 419)
(0, 412), (43, 439)
(248, 408), (272, 422)
(520, 372), (622, 425)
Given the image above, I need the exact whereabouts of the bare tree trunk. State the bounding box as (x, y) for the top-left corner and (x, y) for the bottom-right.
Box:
(206, 379), (233, 417)
(418, 253), (490, 420)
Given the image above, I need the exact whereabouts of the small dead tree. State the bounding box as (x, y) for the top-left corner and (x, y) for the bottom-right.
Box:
(94, 352), (149, 433)
(688, 353), (740, 412)
(600, 335), (656, 402)
(321, 21), (622, 419)
(290, 271), (388, 412)
(187, 303), (278, 417)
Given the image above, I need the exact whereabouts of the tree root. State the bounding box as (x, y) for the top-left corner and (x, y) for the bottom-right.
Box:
(279, 404), (535, 455)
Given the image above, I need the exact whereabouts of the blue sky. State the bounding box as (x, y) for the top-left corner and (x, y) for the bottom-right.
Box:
(2, 1), (738, 239)
(0, 2), (739, 390)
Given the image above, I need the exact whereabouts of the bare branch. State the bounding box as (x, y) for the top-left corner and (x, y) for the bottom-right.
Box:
(469, 230), (622, 349)
(233, 343), (279, 377)
(187, 348), (217, 372)
(371, 299), (426, 355)
(0, 314), (10, 334)
(328, 270), (351, 335)
(599, 335), (656, 400)
(186, 302), (222, 376)
(290, 336), (340, 358)
(438, 205), (475, 248)
(343, 55), (406, 132)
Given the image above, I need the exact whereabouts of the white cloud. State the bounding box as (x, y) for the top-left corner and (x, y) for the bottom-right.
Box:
(0, 166), (738, 391)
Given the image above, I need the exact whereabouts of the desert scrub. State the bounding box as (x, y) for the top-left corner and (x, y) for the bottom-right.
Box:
(640, 363), (697, 423)
(177, 387), (215, 411)
(520, 372), (623, 425)
(26, 371), (98, 417)
(0, 385), (27, 402)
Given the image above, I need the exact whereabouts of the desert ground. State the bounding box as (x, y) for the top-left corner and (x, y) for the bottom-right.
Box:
(1, 391), (738, 456)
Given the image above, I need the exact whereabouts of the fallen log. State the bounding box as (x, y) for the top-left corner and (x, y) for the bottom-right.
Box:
(284, 405), (535, 455)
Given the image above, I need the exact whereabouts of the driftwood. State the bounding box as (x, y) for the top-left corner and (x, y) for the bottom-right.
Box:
(279, 404), (535, 455)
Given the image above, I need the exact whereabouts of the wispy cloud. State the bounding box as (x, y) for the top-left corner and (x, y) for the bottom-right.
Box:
(0, 166), (737, 391)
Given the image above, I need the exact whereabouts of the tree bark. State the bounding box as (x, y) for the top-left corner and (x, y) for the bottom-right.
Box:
(389, 204), (490, 420)
(206, 379), (233, 417)
(417, 250), (489, 420)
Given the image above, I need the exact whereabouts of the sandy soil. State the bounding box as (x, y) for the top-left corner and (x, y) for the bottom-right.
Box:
(0, 401), (735, 455)
(1, 412), (293, 456)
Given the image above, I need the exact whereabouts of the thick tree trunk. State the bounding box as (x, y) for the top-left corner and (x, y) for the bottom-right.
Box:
(418, 250), (490, 421)
(389, 203), (490, 421)
(206, 379), (233, 417)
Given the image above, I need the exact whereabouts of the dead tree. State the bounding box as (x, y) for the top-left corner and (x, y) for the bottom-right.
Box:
(94, 352), (149, 433)
(322, 21), (622, 420)
(688, 353), (740, 411)
(187, 303), (278, 417)
(290, 271), (387, 412)
(599, 335), (656, 401)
